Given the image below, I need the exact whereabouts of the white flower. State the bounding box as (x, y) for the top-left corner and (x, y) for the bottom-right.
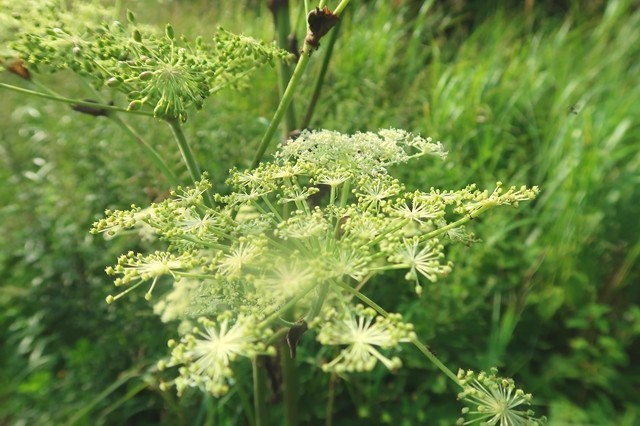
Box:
(456, 368), (546, 426)
(354, 175), (403, 211)
(322, 246), (369, 282)
(391, 191), (442, 224)
(256, 259), (316, 299)
(216, 239), (264, 279)
(162, 314), (273, 397)
(105, 250), (197, 303)
(388, 237), (452, 283)
(317, 306), (415, 373)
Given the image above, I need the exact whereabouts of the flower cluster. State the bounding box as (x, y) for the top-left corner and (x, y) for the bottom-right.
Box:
(456, 368), (547, 426)
(158, 313), (275, 397)
(1, 0), (291, 121)
(92, 129), (539, 396)
(316, 305), (416, 373)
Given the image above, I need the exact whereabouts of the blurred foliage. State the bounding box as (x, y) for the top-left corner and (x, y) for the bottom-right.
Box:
(1, 0), (639, 425)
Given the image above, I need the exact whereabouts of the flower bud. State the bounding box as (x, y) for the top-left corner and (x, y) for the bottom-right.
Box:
(106, 77), (122, 87)
(127, 100), (143, 111)
(126, 10), (136, 24)
(165, 24), (175, 41)
(139, 71), (154, 81)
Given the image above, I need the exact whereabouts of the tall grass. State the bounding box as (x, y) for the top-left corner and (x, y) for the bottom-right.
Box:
(311, 0), (640, 423)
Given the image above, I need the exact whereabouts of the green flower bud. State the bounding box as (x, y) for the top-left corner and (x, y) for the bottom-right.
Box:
(132, 29), (142, 42)
(139, 71), (154, 81)
(126, 10), (136, 24)
(106, 77), (122, 87)
(165, 24), (175, 41)
(127, 100), (143, 111)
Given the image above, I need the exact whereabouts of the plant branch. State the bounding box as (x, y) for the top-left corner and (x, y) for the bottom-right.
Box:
(250, 0), (351, 170)
(0, 82), (152, 116)
(422, 203), (495, 241)
(166, 118), (215, 207)
(252, 358), (267, 426)
(270, 0), (297, 135)
(76, 78), (181, 188)
(301, 16), (341, 129)
(280, 310), (298, 426)
(250, 49), (311, 170)
(334, 280), (461, 387)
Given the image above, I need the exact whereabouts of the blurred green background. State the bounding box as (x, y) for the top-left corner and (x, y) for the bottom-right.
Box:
(1, 0), (639, 424)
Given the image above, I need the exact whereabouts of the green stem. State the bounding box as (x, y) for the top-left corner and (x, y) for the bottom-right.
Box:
(266, 327), (289, 346)
(250, 48), (311, 170)
(334, 280), (461, 387)
(333, 0), (351, 16)
(113, 0), (123, 19)
(0, 83), (152, 116)
(270, 0), (297, 135)
(281, 330), (298, 426)
(261, 280), (318, 327)
(252, 358), (267, 426)
(325, 373), (337, 426)
(110, 115), (180, 187)
(339, 178), (351, 208)
(410, 336), (461, 387)
(366, 218), (411, 248)
(235, 372), (256, 426)
(305, 281), (330, 322)
(166, 118), (215, 207)
(422, 203), (495, 241)
(301, 16), (341, 129)
(9, 78), (170, 188)
(250, 0), (351, 170)
(75, 78), (180, 188)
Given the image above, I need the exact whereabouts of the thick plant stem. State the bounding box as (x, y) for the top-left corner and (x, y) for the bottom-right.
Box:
(325, 372), (337, 426)
(252, 358), (267, 426)
(166, 118), (215, 207)
(334, 280), (461, 387)
(281, 313), (299, 426)
(270, 0), (297, 135)
(301, 17), (341, 129)
(250, 49), (311, 170)
(250, 0), (351, 170)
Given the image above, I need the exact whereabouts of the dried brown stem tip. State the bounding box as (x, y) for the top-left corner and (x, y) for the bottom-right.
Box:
(305, 7), (339, 50)
(286, 320), (309, 359)
(5, 59), (31, 81)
